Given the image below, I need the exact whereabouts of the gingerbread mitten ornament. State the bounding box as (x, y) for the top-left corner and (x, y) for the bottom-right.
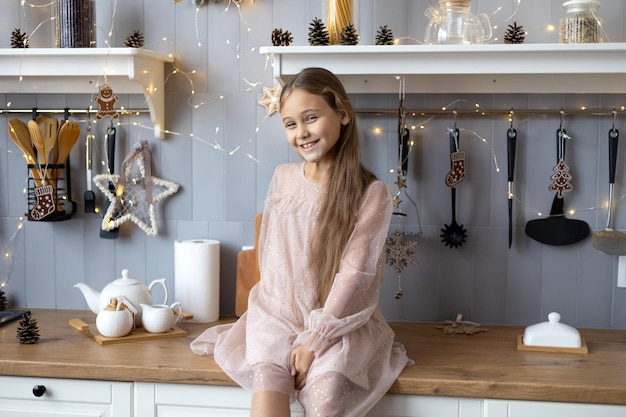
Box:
(30, 184), (56, 220)
(445, 128), (466, 187)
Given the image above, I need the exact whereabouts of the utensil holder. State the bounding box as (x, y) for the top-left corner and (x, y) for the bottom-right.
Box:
(26, 159), (76, 221)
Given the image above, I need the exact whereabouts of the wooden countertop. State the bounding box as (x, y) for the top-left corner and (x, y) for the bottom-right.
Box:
(1, 309), (626, 405)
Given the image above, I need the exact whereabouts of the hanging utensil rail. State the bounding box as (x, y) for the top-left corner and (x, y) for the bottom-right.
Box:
(355, 107), (625, 117)
(0, 108), (150, 116)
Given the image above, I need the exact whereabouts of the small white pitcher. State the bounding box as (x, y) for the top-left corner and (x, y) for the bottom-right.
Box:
(140, 302), (183, 333)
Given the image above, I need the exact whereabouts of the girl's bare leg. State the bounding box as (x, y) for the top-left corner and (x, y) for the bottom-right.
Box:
(251, 390), (290, 417)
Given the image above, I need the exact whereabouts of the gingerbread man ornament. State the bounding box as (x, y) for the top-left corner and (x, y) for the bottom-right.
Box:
(94, 84), (119, 120)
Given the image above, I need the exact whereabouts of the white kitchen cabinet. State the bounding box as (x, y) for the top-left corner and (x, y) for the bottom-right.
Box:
(368, 394), (481, 417)
(0, 48), (173, 138)
(483, 399), (626, 417)
(0, 376), (132, 417)
(134, 382), (481, 417)
(260, 44), (626, 95)
(134, 382), (304, 417)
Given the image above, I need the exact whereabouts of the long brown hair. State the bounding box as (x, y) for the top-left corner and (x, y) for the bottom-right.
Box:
(280, 67), (377, 306)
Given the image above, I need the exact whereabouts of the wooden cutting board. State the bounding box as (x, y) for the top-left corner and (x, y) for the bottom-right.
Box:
(235, 213), (262, 317)
(69, 318), (187, 345)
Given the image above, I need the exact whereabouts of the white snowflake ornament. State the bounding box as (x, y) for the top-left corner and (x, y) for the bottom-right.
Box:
(385, 229), (418, 299)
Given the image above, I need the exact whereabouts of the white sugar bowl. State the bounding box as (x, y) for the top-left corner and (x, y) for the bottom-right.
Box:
(96, 296), (137, 338)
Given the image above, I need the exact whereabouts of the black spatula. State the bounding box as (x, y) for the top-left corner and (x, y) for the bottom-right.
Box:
(83, 126), (96, 213)
(525, 127), (589, 246)
(100, 126), (119, 239)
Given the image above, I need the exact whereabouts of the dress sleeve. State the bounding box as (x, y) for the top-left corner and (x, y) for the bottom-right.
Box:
(294, 181), (393, 355)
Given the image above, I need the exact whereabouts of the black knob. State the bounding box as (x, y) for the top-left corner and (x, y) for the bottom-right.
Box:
(32, 385), (46, 397)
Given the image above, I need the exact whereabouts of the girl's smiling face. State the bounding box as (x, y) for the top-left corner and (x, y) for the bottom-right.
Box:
(281, 88), (350, 175)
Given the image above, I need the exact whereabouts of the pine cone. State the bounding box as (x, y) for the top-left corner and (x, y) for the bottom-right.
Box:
(124, 30), (144, 48)
(16, 312), (40, 344)
(271, 28), (293, 46)
(308, 17), (329, 46)
(375, 25), (394, 46)
(0, 289), (6, 311)
(281, 30), (293, 47)
(11, 28), (29, 49)
(340, 24), (359, 46)
(271, 28), (283, 46)
(504, 22), (525, 44)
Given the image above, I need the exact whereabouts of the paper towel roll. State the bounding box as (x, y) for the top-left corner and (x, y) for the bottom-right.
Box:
(175, 239), (220, 323)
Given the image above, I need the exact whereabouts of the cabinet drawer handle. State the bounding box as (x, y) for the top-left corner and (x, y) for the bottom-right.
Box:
(32, 385), (46, 397)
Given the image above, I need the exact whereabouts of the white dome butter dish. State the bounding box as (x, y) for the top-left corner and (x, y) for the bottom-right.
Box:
(517, 312), (588, 354)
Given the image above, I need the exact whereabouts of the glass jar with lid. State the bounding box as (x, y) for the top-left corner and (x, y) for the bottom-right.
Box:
(559, 0), (603, 43)
(424, 0), (492, 45)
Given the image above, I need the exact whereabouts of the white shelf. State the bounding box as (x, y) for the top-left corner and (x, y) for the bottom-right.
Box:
(260, 43), (626, 95)
(0, 48), (173, 138)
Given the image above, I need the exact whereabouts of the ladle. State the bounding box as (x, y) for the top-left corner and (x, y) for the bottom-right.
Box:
(440, 128), (468, 248)
(592, 125), (626, 254)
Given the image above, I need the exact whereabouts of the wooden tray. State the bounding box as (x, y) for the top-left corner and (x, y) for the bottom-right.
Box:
(516, 335), (588, 354)
(69, 318), (187, 345)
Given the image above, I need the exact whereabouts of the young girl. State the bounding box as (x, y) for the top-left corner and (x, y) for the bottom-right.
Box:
(191, 67), (411, 417)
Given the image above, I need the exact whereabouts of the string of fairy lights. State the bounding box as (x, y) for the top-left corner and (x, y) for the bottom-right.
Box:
(0, 0), (622, 291)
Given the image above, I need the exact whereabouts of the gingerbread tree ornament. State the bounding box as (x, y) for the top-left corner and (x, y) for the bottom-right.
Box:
(549, 159), (573, 197)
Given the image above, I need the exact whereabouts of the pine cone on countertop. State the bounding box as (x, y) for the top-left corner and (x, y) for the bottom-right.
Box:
(0, 289), (6, 311)
(16, 312), (40, 344)
(11, 28), (29, 49)
(308, 17), (329, 46)
(375, 25), (394, 45)
(340, 23), (359, 45)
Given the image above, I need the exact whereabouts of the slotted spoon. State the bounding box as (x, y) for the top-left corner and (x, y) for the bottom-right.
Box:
(440, 128), (468, 248)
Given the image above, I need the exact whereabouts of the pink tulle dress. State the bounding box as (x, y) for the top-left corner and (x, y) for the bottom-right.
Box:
(190, 162), (411, 416)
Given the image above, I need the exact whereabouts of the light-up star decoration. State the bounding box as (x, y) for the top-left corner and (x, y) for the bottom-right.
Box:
(93, 141), (180, 236)
(257, 83), (282, 116)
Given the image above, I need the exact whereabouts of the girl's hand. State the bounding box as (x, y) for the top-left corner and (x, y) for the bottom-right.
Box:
(289, 345), (315, 390)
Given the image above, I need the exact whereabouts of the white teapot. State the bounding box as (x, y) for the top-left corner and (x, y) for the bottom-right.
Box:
(74, 269), (168, 326)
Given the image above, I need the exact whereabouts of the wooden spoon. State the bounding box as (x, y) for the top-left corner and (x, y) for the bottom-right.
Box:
(55, 121), (81, 165)
(36, 116), (57, 165)
(28, 120), (47, 165)
(8, 119), (41, 187)
(52, 120), (81, 211)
